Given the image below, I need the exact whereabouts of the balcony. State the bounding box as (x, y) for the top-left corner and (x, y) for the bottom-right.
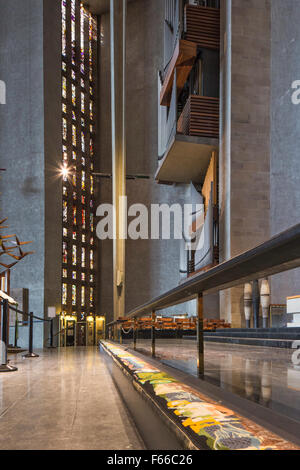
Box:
(160, 3), (220, 107)
(177, 95), (219, 139)
(184, 4), (220, 50)
(157, 91), (219, 185)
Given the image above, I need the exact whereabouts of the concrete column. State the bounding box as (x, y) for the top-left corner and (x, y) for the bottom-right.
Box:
(110, 0), (127, 320)
(219, 0), (271, 327)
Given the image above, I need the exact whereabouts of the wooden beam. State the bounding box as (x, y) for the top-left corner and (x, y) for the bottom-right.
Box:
(160, 40), (197, 107)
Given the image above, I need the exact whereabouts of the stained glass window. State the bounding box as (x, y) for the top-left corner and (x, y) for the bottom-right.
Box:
(63, 145), (68, 161)
(81, 287), (85, 306)
(72, 125), (76, 147)
(72, 285), (76, 305)
(62, 77), (67, 99)
(72, 245), (77, 265)
(72, 84), (76, 107)
(82, 209), (86, 229)
(63, 118), (67, 141)
(63, 201), (68, 223)
(90, 175), (94, 194)
(90, 250), (94, 269)
(81, 132), (85, 152)
(71, 0), (76, 65)
(80, 4), (85, 74)
(62, 0), (67, 56)
(61, 0), (97, 320)
(62, 284), (67, 305)
(73, 206), (77, 225)
(63, 242), (68, 264)
(81, 93), (85, 114)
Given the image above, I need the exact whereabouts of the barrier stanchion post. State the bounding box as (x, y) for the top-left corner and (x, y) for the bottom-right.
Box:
(0, 300), (17, 372)
(47, 318), (56, 349)
(151, 311), (156, 358)
(197, 293), (204, 378)
(14, 312), (19, 349)
(133, 317), (137, 351)
(119, 323), (123, 345)
(23, 313), (39, 358)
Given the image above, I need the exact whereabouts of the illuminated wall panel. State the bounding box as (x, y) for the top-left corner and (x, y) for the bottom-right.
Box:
(61, 0), (97, 320)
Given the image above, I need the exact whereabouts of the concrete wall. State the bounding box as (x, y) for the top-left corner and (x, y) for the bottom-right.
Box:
(97, 0), (199, 323)
(219, 0), (271, 327)
(269, 0), (300, 306)
(0, 0), (45, 347)
(0, 0), (61, 347)
(43, 0), (62, 343)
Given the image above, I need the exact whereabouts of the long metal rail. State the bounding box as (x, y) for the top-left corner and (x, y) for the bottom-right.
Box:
(107, 222), (300, 376)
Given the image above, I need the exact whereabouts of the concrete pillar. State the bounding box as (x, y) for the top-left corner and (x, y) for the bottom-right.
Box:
(219, 0), (271, 327)
(110, 0), (127, 320)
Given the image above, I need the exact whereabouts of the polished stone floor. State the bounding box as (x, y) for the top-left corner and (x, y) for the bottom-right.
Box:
(0, 347), (143, 450)
(126, 339), (300, 423)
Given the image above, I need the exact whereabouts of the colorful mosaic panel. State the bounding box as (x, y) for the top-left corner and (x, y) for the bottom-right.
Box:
(101, 342), (299, 451)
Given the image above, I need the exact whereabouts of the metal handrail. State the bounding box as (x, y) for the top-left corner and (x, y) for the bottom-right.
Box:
(108, 222), (300, 326)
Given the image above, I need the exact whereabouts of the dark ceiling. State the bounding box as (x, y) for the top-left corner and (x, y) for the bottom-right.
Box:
(81, 0), (110, 15)
(82, 0), (135, 15)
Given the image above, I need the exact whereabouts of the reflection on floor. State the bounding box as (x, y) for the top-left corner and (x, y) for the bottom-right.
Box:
(126, 339), (300, 423)
(0, 347), (143, 450)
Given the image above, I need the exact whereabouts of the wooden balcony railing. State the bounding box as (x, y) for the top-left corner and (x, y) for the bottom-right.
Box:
(184, 4), (220, 50)
(177, 95), (219, 139)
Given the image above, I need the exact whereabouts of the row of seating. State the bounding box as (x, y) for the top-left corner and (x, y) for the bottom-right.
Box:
(120, 317), (231, 332)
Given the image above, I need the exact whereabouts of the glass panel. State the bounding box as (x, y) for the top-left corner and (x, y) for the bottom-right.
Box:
(72, 245), (77, 265)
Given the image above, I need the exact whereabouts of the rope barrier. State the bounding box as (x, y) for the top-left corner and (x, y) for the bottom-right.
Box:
(121, 327), (133, 335)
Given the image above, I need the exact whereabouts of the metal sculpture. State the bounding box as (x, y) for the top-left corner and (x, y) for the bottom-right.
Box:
(0, 218), (33, 272)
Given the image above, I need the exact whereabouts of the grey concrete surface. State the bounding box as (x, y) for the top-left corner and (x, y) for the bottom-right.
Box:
(269, 0), (300, 304)
(0, 0), (45, 347)
(219, 0), (271, 326)
(0, 0), (62, 347)
(0, 347), (143, 450)
(97, 0), (197, 322)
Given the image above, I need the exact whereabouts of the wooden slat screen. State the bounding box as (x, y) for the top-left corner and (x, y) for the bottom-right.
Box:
(177, 95), (219, 139)
(184, 5), (220, 50)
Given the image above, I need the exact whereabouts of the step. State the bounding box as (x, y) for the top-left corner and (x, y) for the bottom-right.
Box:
(203, 331), (300, 340)
(204, 336), (295, 349)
